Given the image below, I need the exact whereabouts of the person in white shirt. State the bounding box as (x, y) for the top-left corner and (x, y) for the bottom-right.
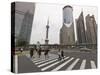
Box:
(36, 41), (41, 58)
(20, 47), (23, 53)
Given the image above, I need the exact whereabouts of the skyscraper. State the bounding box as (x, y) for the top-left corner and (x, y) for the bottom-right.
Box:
(76, 11), (86, 45)
(85, 14), (97, 44)
(18, 11), (34, 44)
(15, 2), (35, 46)
(60, 5), (75, 45)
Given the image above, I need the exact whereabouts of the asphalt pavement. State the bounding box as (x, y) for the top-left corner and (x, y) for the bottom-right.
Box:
(17, 48), (97, 73)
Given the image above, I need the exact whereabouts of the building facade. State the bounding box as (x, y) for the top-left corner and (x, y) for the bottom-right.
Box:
(85, 14), (97, 44)
(60, 5), (75, 45)
(18, 11), (34, 44)
(15, 2), (35, 46)
(76, 11), (87, 45)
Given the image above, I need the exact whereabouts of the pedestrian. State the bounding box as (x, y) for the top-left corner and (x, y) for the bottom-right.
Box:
(30, 48), (33, 58)
(20, 47), (23, 53)
(58, 49), (61, 60)
(38, 49), (41, 58)
(36, 41), (42, 58)
(36, 41), (41, 50)
(44, 45), (49, 59)
(61, 50), (64, 59)
(44, 49), (49, 59)
(47, 49), (49, 58)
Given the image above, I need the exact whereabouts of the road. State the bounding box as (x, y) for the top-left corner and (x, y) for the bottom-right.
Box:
(17, 48), (97, 73)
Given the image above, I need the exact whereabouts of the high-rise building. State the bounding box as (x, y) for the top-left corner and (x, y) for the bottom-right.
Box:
(76, 11), (86, 44)
(85, 14), (97, 44)
(18, 11), (34, 44)
(15, 2), (35, 46)
(60, 5), (75, 45)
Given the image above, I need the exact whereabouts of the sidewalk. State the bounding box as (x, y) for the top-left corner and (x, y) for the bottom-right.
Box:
(18, 52), (58, 73)
(18, 55), (41, 73)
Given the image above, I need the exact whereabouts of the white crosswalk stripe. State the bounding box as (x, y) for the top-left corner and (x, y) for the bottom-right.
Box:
(66, 58), (80, 70)
(35, 57), (57, 65)
(33, 56), (55, 63)
(35, 56), (66, 65)
(34, 56), (65, 64)
(29, 53), (58, 63)
(26, 54), (97, 71)
(15, 55), (18, 73)
(51, 57), (74, 71)
(41, 57), (70, 71)
(80, 59), (86, 69)
(33, 58), (45, 63)
(90, 60), (96, 69)
(38, 59), (58, 67)
(26, 54), (41, 61)
(32, 58), (41, 61)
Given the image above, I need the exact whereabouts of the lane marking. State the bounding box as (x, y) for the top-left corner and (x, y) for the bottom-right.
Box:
(90, 60), (96, 69)
(66, 58), (80, 70)
(41, 57), (69, 71)
(80, 59), (86, 69)
(15, 55), (18, 73)
(51, 57), (74, 71)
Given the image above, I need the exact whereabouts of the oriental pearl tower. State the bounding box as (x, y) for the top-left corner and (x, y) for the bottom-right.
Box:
(45, 19), (50, 44)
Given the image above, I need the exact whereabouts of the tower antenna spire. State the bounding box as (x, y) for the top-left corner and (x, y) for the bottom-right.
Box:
(45, 17), (50, 44)
(47, 17), (49, 25)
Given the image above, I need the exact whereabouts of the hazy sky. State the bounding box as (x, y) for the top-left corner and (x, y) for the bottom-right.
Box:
(30, 3), (98, 44)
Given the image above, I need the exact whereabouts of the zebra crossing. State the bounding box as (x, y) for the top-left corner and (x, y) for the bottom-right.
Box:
(26, 54), (97, 71)
(90, 60), (96, 69)
(80, 59), (86, 69)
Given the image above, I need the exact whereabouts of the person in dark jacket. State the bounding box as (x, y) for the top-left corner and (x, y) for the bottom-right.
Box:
(30, 48), (33, 58)
(44, 49), (49, 59)
(61, 50), (64, 59)
(38, 49), (41, 58)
